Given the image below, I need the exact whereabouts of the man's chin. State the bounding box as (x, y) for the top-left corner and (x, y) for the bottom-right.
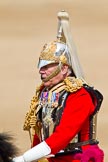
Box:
(41, 78), (47, 83)
(42, 80), (53, 88)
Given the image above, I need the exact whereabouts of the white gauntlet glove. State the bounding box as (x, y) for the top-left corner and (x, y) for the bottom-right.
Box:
(12, 141), (51, 162)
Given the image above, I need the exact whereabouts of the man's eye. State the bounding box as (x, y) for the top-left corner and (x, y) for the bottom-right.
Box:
(44, 65), (48, 69)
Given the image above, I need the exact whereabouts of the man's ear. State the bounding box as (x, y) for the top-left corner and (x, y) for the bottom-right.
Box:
(61, 65), (68, 75)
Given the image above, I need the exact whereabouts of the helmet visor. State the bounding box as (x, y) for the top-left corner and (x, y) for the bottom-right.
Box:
(38, 59), (56, 69)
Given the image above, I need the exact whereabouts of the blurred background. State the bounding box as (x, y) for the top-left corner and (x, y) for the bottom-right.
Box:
(0, 0), (108, 161)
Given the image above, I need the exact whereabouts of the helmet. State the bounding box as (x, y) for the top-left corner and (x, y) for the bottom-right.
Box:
(38, 40), (71, 69)
(37, 10), (84, 82)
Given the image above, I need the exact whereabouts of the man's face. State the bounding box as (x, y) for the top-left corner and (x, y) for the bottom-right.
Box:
(39, 63), (67, 87)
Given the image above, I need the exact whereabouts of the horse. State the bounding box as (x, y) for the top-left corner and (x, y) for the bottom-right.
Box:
(0, 132), (19, 162)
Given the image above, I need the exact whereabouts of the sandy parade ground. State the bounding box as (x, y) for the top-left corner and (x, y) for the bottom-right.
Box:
(0, 0), (108, 161)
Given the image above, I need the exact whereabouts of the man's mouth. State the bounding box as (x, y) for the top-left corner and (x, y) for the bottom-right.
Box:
(41, 75), (46, 80)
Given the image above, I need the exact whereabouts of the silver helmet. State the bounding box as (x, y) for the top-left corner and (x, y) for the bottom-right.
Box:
(38, 40), (71, 69)
(38, 10), (84, 82)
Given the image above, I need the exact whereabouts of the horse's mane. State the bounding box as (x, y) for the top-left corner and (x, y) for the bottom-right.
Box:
(0, 132), (19, 162)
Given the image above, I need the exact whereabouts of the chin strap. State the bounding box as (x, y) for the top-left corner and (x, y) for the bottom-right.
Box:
(42, 63), (62, 82)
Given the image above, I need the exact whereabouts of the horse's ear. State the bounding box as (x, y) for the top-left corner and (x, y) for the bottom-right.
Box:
(0, 132), (19, 162)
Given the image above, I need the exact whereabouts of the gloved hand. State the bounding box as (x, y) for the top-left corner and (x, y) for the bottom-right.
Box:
(12, 141), (51, 162)
(12, 156), (25, 162)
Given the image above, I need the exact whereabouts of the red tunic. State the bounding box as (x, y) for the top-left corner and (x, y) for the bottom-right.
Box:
(33, 87), (104, 161)
(45, 88), (94, 154)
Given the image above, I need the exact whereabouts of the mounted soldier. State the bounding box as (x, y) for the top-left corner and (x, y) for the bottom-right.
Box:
(13, 10), (104, 162)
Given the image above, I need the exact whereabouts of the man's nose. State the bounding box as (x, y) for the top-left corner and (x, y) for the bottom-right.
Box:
(39, 67), (45, 74)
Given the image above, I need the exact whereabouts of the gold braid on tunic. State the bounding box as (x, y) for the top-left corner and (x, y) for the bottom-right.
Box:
(23, 83), (44, 144)
(64, 77), (83, 92)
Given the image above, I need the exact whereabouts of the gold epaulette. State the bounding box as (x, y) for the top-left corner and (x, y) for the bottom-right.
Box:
(64, 77), (83, 93)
